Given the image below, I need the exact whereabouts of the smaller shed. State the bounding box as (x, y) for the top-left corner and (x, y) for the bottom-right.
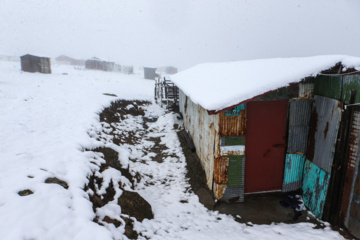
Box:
(20, 54), (51, 74)
(85, 57), (114, 72)
(144, 67), (157, 80)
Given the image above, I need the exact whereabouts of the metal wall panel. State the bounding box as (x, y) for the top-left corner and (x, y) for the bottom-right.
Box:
(299, 82), (314, 99)
(313, 75), (342, 100)
(307, 95), (342, 173)
(255, 84), (299, 101)
(222, 186), (244, 202)
(181, 92), (219, 191)
(342, 75), (360, 104)
(340, 108), (360, 224)
(225, 104), (246, 116)
(302, 159), (331, 219)
(219, 110), (247, 136)
(214, 156), (229, 184)
(288, 99), (313, 127)
(228, 155), (245, 186)
(282, 154), (306, 192)
(287, 99), (313, 153)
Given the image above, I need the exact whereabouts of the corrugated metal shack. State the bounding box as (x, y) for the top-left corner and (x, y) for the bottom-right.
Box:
(85, 57), (114, 71)
(20, 54), (51, 74)
(173, 58), (360, 237)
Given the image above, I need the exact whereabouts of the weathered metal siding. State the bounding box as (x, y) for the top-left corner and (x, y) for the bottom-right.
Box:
(346, 139), (360, 238)
(302, 159), (331, 218)
(214, 156), (229, 184)
(313, 75), (342, 100)
(307, 95), (342, 173)
(342, 75), (360, 104)
(282, 154), (306, 192)
(20, 54), (51, 74)
(222, 155), (245, 202)
(180, 91), (219, 190)
(287, 99), (313, 153)
(298, 81), (314, 99)
(219, 110), (246, 136)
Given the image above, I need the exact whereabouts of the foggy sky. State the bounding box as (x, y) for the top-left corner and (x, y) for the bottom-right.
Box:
(1, 0), (360, 70)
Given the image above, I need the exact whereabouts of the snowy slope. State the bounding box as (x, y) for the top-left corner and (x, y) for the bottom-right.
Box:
(0, 61), (346, 240)
(171, 55), (360, 111)
(0, 62), (153, 240)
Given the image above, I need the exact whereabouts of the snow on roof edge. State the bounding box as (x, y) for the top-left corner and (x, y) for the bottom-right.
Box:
(172, 55), (360, 112)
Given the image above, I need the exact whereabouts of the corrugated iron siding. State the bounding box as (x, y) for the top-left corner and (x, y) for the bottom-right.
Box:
(342, 75), (360, 104)
(313, 75), (342, 100)
(302, 159), (331, 218)
(346, 145), (360, 238)
(299, 82), (314, 99)
(340, 107), (360, 223)
(282, 154), (306, 192)
(180, 91), (219, 190)
(214, 156), (229, 184)
(287, 99), (313, 153)
(219, 110), (246, 136)
(307, 96), (342, 173)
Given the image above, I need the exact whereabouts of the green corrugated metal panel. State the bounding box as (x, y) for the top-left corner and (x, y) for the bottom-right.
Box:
(313, 75), (342, 100)
(220, 135), (246, 146)
(342, 75), (360, 104)
(225, 104), (246, 116)
(228, 155), (244, 186)
(302, 159), (330, 219)
(282, 154), (306, 192)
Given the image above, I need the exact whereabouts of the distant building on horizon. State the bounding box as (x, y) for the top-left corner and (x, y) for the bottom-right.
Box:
(85, 57), (114, 72)
(20, 54), (51, 74)
(55, 55), (85, 66)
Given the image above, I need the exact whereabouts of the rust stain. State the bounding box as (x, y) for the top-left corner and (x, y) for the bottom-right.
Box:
(307, 107), (318, 162)
(214, 156), (229, 184)
(219, 110), (247, 136)
(323, 122), (329, 139)
(221, 150), (245, 156)
(213, 183), (227, 199)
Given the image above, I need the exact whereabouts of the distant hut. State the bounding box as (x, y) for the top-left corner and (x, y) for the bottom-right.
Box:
(20, 54), (51, 74)
(157, 66), (178, 75)
(85, 57), (114, 72)
(55, 55), (85, 66)
(144, 67), (157, 80)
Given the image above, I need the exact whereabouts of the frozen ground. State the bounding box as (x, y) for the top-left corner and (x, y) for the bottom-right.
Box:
(0, 61), (346, 239)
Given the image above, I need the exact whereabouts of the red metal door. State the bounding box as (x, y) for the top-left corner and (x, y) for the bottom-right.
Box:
(245, 100), (288, 193)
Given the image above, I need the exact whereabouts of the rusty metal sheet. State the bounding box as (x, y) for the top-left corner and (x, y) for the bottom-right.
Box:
(214, 183), (227, 199)
(282, 154), (306, 192)
(342, 75), (360, 104)
(302, 159), (331, 219)
(220, 145), (245, 156)
(220, 135), (245, 156)
(313, 75), (342, 100)
(343, 107), (360, 234)
(219, 110), (246, 136)
(299, 82), (314, 99)
(214, 157), (229, 184)
(307, 95), (342, 173)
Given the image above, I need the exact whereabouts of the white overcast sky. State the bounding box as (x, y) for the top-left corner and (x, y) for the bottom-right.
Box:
(1, 0), (360, 69)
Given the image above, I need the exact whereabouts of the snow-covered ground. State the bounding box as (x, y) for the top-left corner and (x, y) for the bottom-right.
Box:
(0, 61), (345, 239)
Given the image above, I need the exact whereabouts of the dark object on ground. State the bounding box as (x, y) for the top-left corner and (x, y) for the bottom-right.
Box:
(279, 194), (303, 220)
(118, 190), (154, 222)
(180, 129), (196, 152)
(18, 189), (34, 196)
(45, 177), (69, 189)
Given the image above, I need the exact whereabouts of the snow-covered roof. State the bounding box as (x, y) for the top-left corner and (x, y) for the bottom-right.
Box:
(171, 55), (360, 112)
